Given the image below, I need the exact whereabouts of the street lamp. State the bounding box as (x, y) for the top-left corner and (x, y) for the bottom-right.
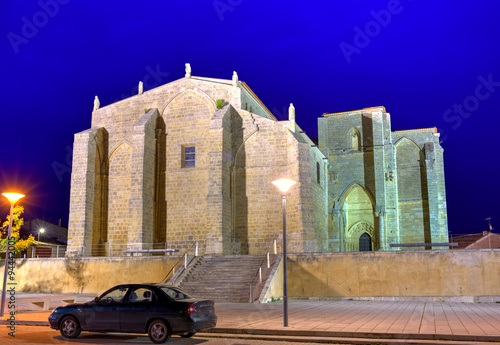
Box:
(271, 178), (296, 327)
(1, 192), (25, 317)
(38, 228), (45, 242)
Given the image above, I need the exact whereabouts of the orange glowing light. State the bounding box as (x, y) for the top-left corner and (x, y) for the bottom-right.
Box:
(2, 192), (25, 205)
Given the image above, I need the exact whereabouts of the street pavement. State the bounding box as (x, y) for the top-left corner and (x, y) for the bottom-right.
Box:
(1, 294), (500, 344)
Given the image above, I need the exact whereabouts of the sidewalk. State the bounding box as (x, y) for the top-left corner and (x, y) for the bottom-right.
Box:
(2, 297), (500, 343)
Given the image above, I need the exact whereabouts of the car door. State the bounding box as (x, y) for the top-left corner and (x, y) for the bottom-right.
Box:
(85, 286), (129, 332)
(120, 287), (157, 333)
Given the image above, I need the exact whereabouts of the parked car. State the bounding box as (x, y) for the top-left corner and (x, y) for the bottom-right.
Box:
(48, 283), (217, 343)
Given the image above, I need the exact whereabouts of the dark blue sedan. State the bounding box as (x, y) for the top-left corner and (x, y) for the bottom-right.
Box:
(48, 283), (217, 343)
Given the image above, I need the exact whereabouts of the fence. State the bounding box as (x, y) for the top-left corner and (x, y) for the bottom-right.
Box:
(64, 241), (206, 258)
(249, 239), (279, 303)
(24, 245), (67, 258)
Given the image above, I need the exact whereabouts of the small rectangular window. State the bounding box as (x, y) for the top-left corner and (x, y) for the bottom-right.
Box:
(183, 146), (195, 168)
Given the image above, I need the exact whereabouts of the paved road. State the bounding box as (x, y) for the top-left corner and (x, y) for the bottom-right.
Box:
(0, 326), (347, 345)
(3, 298), (500, 344)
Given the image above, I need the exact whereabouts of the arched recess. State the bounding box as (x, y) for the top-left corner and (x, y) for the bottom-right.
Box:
(395, 138), (425, 200)
(395, 137), (430, 246)
(91, 128), (108, 256)
(107, 142), (133, 254)
(340, 183), (376, 251)
(153, 116), (166, 248)
(348, 128), (361, 151)
(232, 124), (278, 254)
(231, 130), (258, 254)
(161, 88), (215, 174)
(345, 222), (375, 251)
(161, 88), (215, 120)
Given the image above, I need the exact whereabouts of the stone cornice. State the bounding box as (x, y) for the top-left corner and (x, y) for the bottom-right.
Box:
(322, 106), (386, 117)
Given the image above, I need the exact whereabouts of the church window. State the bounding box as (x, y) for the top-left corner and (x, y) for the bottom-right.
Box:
(182, 146), (195, 168)
(351, 130), (360, 151)
(316, 162), (321, 184)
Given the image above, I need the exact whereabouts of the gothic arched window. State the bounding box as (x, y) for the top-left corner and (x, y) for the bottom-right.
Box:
(349, 129), (361, 151)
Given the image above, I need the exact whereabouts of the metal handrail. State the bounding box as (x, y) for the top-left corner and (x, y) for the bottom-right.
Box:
(160, 241), (199, 284)
(249, 239), (278, 302)
(80, 242), (183, 257)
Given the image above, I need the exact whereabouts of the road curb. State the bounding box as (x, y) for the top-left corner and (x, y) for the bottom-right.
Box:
(205, 327), (500, 343)
(2, 320), (499, 343)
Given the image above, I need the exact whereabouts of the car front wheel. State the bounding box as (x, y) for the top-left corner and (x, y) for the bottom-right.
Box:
(60, 316), (81, 338)
(148, 319), (171, 343)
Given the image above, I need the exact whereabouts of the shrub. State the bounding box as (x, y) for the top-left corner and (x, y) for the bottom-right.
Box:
(215, 99), (224, 109)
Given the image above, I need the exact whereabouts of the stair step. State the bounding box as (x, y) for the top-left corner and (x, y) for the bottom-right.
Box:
(178, 255), (269, 302)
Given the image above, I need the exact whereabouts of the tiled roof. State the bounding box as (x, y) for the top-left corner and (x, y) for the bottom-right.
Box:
(452, 233), (487, 249)
(392, 127), (437, 133)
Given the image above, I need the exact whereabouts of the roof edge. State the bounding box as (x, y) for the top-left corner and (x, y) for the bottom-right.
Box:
(322, 106), (386, 117)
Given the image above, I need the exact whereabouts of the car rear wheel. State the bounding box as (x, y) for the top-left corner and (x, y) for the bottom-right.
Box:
(148, 319), (171, 343)
(60, 316), (81, 338)
(180, 332), (196, 338)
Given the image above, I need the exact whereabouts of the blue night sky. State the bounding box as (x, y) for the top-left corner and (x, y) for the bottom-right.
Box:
(0, 0), (498, 236)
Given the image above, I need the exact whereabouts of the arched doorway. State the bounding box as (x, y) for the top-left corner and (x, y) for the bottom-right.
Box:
(359, 233), (372, 251)
(340, 184), (376, 251)
(345, 221), (375, 251)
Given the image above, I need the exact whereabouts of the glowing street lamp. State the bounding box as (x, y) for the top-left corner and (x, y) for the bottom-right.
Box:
(271, 179), (296, 327)
(38, 228), (45, 242)
(1, 192), (25, 317)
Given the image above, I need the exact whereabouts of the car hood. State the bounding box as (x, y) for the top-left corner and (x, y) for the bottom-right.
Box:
(56, 300), (94, 309)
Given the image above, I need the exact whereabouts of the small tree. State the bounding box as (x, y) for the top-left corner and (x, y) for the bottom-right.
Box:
(0, 205), (34, 253)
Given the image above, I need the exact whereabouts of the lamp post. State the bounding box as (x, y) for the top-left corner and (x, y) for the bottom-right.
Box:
(271, 179), (296, 327)
(38, 228), (45, 242)
(1, 192), (25, 317)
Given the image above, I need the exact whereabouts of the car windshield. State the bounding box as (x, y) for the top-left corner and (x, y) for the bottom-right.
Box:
(160, 287), (193, 300)
(98, 287), (129, 304)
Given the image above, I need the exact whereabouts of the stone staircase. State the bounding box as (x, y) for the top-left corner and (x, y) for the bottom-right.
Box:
(178, 255), (265, 303)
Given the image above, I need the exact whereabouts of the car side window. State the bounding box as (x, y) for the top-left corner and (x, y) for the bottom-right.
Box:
(161, 287), (190, 300)
(99, 287), (129, 304)
(128, 288), (155, 303)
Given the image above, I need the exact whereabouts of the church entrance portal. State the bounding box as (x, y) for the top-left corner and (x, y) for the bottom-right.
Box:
(359, 233), (372, 251)
(341, 184), (376, 251)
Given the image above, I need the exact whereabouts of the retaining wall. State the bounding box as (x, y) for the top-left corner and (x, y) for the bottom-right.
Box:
(2, 256), (178, 294)
(2, 250), (499, 299)
(285, 249), (500, 298)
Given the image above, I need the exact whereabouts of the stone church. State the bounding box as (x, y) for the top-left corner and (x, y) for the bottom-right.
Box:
(66, 66), (449, 257)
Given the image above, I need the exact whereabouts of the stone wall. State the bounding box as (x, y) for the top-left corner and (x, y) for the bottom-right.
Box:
(3, 256), (179, 294)
(283, 250), (500, 298)
(68, 73), (448, 257)
(319, 107), (448, 252)
(6, 250), (498, 298)
(68, 75), (328, 256)
(296, 129), (329, 252)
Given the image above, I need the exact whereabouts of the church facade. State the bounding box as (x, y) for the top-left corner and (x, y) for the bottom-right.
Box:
(66, 68), (448, 257)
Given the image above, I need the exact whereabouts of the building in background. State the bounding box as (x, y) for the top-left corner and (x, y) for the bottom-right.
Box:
(22, 219), (68, 258)
(453, 232), (500, 249)
(66, 68), (449, 257)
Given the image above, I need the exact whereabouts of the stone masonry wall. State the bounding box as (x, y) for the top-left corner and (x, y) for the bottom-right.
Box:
(234, 114), (291, 254)
(67, 75), (448, 257)
(318, 108), (448, 252)
(67, 128), (100, 256)
(68, 75), (327, 256)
